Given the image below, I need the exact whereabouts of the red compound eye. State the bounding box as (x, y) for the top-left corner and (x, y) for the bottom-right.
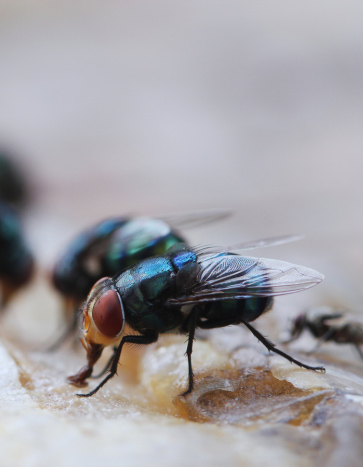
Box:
(92, 289), (124, 338)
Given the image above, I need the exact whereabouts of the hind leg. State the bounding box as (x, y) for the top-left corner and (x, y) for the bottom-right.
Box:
(198, 316), (325, 372)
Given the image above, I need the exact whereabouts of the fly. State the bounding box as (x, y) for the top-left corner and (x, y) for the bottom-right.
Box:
(286, 308), (363, 359)
(67, 241), (325, 397)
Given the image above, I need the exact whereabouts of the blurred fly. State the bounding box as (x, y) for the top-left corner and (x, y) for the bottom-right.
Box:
(67, 240), (325, 397)
(0, 201), (34, 306)
(286, 308), (363, 359)
(0, 150), (30, 208)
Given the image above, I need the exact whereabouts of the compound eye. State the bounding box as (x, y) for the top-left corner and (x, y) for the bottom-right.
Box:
(92, 289), (124, 338)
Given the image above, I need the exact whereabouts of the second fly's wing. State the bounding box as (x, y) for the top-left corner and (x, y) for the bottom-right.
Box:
(167, 250), (324, 305)
(227, 234), (303, 251)
(193, 235), (303, 256)
(110, 217), (182, 251)
(76, 218), (129, 261)
(157, 208), (231, 230)
(107, 210), (231, 252)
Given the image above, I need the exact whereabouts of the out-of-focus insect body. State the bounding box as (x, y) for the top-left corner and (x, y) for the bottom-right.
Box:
(0, 151), (29, 207)
(53, 217), (185, 302)
(50, 217), (185, 349)
(68, 242), (325, 397)
(287, 309), (363, 358)
(0, 202), (34, 306)
(52, 218), (128, 300)
(103, 218), (184, 275)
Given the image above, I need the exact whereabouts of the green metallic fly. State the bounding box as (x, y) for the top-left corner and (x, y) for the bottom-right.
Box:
(68, 239), (325, 397)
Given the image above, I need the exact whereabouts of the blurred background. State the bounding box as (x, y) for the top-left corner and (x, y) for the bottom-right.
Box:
(0, 0), (362, 335)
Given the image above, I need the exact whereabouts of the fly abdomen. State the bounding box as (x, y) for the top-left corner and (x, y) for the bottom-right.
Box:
(333, 324), (363, 344)
(200, 296), (273, 324)
(241, 296), (273, 322)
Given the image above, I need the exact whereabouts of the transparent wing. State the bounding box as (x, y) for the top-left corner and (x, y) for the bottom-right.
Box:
(77, 218), (128, 260)
(111, 217), (177, 249)
(192, 235), (303, 256)
(168, 252), (324, 305)
(227, 234), (303, 251)
(157, 208), (231, 230)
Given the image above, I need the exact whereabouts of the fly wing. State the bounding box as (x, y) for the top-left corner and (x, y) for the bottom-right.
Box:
(227, 234), (303, 251)
(111, 217), (177, 249)
(157, 209), (231, 230)
(167, 252), (324, 305)
(77, 218), (128, 261)
(193, 235), (303, 255)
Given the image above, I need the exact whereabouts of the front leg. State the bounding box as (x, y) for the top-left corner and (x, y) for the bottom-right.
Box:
(67, 342), (104, 387)
(47, 303), (81, 352)
(76, 330), (159, 397)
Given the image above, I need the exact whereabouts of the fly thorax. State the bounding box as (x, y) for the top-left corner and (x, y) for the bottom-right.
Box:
(169, 246), (198, 290)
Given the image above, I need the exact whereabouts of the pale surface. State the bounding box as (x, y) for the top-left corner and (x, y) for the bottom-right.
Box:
(2, 316), (363, 467)
(0, 1), (362, 466)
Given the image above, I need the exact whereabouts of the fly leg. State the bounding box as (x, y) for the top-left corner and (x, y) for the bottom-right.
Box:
(77, 330), (159, 397)
(180, 307), (201, 397)
(67, 342), (104, 387)
(90, 347), (117, 379)
(197, 317), (325, 372)
(354, 345), (363, 360)
(46, 310), (80, 352)
(241, 320), (325, 372)
(46, 301), (82, 352)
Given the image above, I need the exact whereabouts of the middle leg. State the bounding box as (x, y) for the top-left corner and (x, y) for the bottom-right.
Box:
(180, 306), (201, 396)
